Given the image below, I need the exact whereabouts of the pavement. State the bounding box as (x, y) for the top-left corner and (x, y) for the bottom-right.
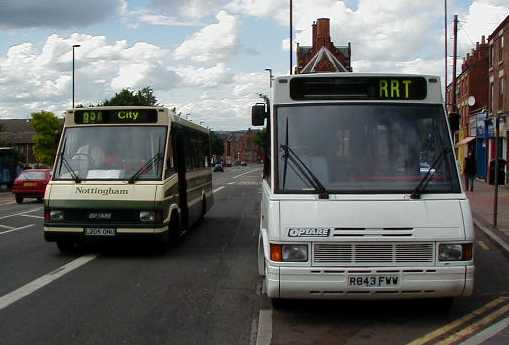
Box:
(1, 167), (509, 344)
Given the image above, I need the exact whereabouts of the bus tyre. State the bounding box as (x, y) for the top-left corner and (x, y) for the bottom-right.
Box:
(56, 240), (76, 253)
(433, 297), (454, 311)
(168, 213), (180, 246)
(270, 298), (287, 310)
(15, 195), (23, 204)
(198, 196), (206, 223)
(155, 230), (170, 254)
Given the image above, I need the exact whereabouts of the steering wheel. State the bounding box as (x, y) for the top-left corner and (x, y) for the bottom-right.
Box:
(71, 152), (90, 160)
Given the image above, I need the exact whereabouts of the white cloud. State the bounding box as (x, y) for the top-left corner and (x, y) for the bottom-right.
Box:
(0, 0), (125, 29)
(174, 11), (239, 64)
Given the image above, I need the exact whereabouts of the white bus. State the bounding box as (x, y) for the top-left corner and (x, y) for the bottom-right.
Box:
(44, 106), (213, 252)
(253, 73), (473, 304)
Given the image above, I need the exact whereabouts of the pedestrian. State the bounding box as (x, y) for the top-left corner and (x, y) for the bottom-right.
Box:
(464, 150), (476, 192)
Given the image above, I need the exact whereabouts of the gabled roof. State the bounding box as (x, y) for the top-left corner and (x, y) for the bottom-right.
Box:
(300, 46), (348, 74)
(0, 119), (35, 144)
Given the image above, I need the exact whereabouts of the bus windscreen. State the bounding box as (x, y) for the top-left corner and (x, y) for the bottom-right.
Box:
(74, 109), (158, 124)
(290, 77), (427, 101)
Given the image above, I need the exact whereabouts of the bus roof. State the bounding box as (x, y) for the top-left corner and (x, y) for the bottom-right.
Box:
(272, 72), (443, 105)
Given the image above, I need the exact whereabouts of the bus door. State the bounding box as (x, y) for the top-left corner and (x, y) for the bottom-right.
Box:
(173, 127), (189, 228)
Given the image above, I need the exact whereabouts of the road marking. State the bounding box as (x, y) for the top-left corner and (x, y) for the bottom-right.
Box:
(0, 201), (15, 206)
(0, 224), (35, 235)
(437, 304), (509, 344)
(0, 207), (43, 221)
(0, 224), (14, 230)
(478, 240), (490, 251)
(255, 310), (272, 345)
(227, 182), (236, 185)
(459, 316), (509, 345)
(233, 168), (261, 179)
(407, 297), (509, 345)
(20, 214), (44, 219)
(0, 254), (97, 311)
(213, 186), (225, 194)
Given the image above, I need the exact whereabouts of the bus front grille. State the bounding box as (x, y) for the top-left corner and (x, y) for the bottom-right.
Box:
(312, 242), (434, 266)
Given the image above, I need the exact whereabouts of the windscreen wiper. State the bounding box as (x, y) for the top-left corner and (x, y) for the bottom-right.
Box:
(410, 147), (451, 199)
(128, 152), (163, 184)
(280, 144), (329, 199)
(280, 117), (329, 199)
(58, 138), (81, 183)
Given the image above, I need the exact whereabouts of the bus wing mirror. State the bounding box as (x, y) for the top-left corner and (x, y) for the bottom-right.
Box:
(252, 103), (267, 126)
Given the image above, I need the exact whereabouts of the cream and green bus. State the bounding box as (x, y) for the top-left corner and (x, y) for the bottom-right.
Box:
(44, 106), (213, 252)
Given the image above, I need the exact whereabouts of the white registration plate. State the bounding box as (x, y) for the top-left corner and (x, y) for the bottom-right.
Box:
(347, 274), (400, 288)
(84, 228), (116, 236)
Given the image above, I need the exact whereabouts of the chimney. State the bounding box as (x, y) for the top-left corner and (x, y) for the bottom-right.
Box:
(316, 18), (331, 48)
(482, 35), (486, 44)
(312, 21), (317, 48)
(476, 41), (479, 50)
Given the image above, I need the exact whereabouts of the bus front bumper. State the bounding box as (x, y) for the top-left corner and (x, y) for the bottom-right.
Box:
(43, 226), (168, 242)
(265, 263), (474, 299)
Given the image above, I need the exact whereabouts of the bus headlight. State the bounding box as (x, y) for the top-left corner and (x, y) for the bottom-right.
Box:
(270, 244), (308, 262)
(49, 210), (64, 222)
(438, 243), (473, 261)
(139, 211), (156, 222)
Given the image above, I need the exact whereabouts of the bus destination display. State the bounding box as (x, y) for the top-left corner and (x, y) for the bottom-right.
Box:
(290, 77), (428, 101)
(74, 109), (158, 124)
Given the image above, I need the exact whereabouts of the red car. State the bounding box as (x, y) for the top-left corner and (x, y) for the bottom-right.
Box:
(12, 169), (52, 204)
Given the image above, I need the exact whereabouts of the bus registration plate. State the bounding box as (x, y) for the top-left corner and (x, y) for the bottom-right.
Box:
(84, 228), (116, 236)
(347, 274), (400, 288)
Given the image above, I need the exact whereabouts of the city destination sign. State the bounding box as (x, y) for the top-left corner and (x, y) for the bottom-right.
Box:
(74, 109), (158, 124)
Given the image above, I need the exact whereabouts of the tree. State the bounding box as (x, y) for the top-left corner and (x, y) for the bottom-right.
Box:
(210, 131), (224, 156)
(0, 123), (5, 146)
(101, 87), (158, 106)
(254, 127), (267, 150)
(31, 111), (62, 166)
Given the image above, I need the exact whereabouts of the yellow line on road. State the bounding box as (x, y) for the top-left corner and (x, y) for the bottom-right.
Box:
(406, 297), (508, 345)
(478, 240), (490, 251)
(437, 304), (509, 344)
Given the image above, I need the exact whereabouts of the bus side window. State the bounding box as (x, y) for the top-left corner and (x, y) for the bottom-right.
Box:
(165, 135), (175, 178)
(263, 121), (271, 185)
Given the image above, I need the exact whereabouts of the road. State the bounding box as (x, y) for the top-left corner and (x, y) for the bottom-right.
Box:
(0, 165), (509, 345)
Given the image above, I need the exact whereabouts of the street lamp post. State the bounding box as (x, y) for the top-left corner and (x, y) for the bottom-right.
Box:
(72, 44), (81, 109)
(289, 0), (293, 75)
(265, 68), (273, 88)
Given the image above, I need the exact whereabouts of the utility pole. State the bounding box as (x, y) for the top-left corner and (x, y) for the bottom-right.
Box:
(452, 15), (458, 116)
(289, 0), (293, 75)
(494, 114), (500, 227)
(72, 44), (81, 109)
(444, 0), (448, 99)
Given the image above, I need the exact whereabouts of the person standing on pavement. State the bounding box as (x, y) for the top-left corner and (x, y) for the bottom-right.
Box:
(464, 150), (476, 192)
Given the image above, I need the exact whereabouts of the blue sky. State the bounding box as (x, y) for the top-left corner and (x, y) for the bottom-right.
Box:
(0, 0), (507, 129)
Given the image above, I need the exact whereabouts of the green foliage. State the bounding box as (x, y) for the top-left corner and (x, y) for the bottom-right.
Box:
(254, 127), (267, 150)
(101, 87), (158, 106)
(0, 123), (5, 146)
(210, 131), (224, 156)
(31, 111), (62, 166)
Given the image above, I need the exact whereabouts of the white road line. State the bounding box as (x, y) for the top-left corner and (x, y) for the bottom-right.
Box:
(233, 168), (262, 179)
(255, 310), (272, 345)
(0, 224), (14, 230)
(0, 207), (43, 221)
(0, 255), (97, 311)
(0, 224), (35, 235)
(213, 186), (225, 194)
(459, 317), (509, 345)
(20, 214), (44, 219)
(227, 182), (236, 185)
(0, 201), (15, 206)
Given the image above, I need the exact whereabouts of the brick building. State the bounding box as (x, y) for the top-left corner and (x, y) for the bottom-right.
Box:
(488, 15), (509, 173)
(224, 129), (262, 165)
(0, 119), (36, 163)
(296, 18), (352, 74)
(447, 36), (490, 177)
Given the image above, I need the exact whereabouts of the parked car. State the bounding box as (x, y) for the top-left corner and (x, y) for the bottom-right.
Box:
(12, 169), (52, 203)
(213, 163), (224, 172)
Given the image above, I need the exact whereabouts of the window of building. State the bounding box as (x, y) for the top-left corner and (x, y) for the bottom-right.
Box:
(490, 82), (494, 113)
(489, 45), (493, 67)
(499, 77), (504, 111)
(499, 37), (504, 62)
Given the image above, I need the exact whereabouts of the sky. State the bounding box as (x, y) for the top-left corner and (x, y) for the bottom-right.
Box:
(0, 0), (508, 130)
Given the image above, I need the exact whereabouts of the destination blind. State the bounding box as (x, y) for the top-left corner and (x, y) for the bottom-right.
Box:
(290, 76), (428, 101)
(74, 109), (158, 124)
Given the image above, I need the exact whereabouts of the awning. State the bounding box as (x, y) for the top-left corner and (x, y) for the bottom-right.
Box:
(455, 136), (476, 147)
